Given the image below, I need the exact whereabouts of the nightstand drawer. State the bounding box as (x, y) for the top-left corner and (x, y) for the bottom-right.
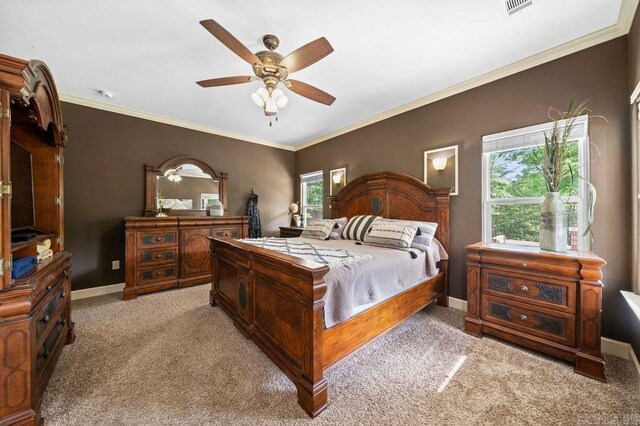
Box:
(482, 295), (575, 346)
(482, 268), (576, 313)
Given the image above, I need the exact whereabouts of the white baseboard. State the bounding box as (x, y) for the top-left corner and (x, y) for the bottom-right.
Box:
(448, 296), (640, 377)
(448, 296), (468, 312)
(71, 283), (124, 300)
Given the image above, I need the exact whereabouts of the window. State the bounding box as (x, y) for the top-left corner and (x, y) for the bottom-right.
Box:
(482, 116), (590, 250)
(300, 171), (324, 223)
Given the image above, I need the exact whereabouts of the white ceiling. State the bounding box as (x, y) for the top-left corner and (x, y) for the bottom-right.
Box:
(0, 0), (628, 148)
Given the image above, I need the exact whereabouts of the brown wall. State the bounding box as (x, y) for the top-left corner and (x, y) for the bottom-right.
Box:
(62, 103), (295, 290)
(296, 37), (635, 342)
(628, 9), (640, 357)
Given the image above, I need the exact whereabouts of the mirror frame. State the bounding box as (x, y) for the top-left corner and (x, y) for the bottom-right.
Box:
(144, 156), (228, 216)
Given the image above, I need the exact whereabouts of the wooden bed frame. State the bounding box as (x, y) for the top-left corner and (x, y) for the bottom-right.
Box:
(209, 171), (451, 417)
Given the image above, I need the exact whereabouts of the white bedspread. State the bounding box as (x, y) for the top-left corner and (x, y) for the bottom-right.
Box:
(285, 238), (447, 328)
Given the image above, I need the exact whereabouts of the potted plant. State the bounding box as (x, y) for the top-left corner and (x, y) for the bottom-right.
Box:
(539, 100), (590, 252)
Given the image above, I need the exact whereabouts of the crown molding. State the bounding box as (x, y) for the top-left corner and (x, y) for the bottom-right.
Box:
(58, 0), (639, 153)
(295, 0), (640, 151)
(59, 93), (296, 152)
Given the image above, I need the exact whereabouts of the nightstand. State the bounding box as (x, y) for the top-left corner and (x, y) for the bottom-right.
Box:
(279, 226), (304, 238)
(464, 242), (606, 381)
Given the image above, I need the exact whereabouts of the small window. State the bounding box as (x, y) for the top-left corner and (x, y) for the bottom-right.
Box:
(482, 116), (589, 250)
(300, 171), (324, 223)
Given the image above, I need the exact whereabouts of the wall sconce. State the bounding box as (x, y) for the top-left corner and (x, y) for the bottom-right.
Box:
(432, 158), (448, 171)
(329, 167), (347, 195)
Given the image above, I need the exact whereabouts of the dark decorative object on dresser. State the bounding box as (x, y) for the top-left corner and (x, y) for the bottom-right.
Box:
(124, 157), (248, 299)
(279, 226), (304, 238)
(464, 242), (606, 381)
(0, 53), (75, 425)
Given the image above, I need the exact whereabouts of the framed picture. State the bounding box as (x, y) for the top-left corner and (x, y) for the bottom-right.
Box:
(424, 145), (458, 195)
(329, 167), (347, 196)
(200, 193), (219, 209)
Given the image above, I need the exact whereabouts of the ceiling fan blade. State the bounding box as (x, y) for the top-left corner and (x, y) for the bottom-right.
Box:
(200, 19), (262, 66)
(196, 76), (257, 87)
(279, 37), (333, 73)
(285, 80), (335, 105)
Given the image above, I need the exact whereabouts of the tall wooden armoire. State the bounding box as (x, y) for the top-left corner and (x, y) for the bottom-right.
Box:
(0, 53), (74, 425)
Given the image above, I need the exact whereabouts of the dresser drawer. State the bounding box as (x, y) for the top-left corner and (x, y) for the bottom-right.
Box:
(35, 280), (67, 341)
(138, 264), (178, 284)
(482, 295), (575, 346)
(138, 247), (178, 265)
(213, 227), (241, 238)
(137, 231), (178, 247)
(35, 309), (67, 392)
(482, 268), (576, 313)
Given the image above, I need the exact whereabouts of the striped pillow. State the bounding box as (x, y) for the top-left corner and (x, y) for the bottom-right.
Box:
(363, 223), (418, 249)
(300, 219), (335, 240)
(340, 215), (381, 241)
(376, 219), (438, 249)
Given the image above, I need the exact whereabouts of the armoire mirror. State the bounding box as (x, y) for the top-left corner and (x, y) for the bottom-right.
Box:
(144, 156), (228, 216)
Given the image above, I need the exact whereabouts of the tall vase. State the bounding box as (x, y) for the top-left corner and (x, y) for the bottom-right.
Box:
(539, 192), (567, 252)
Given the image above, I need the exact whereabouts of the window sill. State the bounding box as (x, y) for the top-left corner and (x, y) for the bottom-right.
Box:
(621, 290), (640, 323)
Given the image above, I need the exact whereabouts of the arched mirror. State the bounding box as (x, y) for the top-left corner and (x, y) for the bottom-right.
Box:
(144, 156), (228, 216)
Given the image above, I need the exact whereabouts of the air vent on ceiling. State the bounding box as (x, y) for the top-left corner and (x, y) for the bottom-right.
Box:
(505, 0), (533, 15)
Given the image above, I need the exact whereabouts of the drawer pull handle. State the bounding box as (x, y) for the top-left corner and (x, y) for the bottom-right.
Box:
(41, 314), (50, 324)
(60, 291), (66, 299)
(46, 285), (52, 291)
(521, 262), (527, 268)
(519, 314), (528, 321)
(155, 236), (163, 242)
(156, 254), (163, 259)
(224, 232), (229, 237)
(520, 285), (529, 292)
(57, 317), (66, 327)
(38, 348), (49, 360)
(155, 271), (163, 277)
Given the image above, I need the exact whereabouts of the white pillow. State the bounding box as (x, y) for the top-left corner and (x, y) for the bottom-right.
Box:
(375, 219), (438, 249)
(363, 223), (418, 249)
(329, 217), (348, 239)
(300, 219), (335, 240)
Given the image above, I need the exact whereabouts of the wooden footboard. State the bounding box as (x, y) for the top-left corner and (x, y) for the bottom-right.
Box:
(210, 237), (331, 417)
(210, 237), (447, 417)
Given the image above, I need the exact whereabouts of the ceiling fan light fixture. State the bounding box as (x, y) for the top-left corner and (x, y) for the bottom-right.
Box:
(251, 92), (265, 107)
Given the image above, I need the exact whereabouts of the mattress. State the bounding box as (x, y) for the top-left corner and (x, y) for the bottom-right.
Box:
(293, 237), (447, 328)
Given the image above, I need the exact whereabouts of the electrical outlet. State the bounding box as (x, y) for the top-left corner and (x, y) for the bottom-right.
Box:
(112, 260), (120, 270)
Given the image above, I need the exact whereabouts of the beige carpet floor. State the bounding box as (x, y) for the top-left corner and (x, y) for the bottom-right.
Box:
(42, 285), (639, 425)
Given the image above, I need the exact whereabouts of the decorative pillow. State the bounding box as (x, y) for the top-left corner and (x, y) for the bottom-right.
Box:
(340, 215), (381, 241)
(329, 217), (348, 240)
(375, 219), (438, 249)
(363, 223), (418, 249)
(300, 219), (335, 240)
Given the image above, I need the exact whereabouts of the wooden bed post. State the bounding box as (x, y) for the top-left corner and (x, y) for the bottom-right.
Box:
(434, 191), (450, 307)
(298, 272), (329, 417)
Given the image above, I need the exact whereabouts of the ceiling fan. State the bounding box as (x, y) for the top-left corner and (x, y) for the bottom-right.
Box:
(197, 19), (336, 121)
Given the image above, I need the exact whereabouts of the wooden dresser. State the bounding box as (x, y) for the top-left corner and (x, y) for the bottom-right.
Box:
(279, 226), (304, 238)
(464, 242), (606, 381)
(124, 216), (248, 299)
(0, 54), (75, 425)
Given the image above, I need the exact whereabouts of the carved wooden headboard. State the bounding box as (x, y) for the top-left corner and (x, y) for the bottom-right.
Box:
(328, 171), (452, 254)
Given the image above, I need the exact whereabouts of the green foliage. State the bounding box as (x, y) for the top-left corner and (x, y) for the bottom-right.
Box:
(305, 180), (324, 206)
(490, 143), (579, 243)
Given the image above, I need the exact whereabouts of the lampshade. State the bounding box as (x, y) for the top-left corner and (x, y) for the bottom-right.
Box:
(432, 157), (448, 171)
